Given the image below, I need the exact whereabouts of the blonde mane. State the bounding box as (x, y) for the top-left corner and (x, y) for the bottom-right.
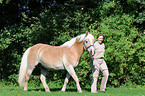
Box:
(61, 34), (86, 48)
(61, 33), (94, 48)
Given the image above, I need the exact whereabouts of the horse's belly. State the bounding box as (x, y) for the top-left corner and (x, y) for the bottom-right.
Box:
(40, 61), (65, 70)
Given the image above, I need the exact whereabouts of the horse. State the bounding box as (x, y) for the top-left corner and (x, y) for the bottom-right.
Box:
(18, 32), (95, 93)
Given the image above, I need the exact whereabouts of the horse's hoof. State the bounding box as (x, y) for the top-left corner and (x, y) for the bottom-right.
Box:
(61, 89), (65, 92)
(45, 89), (51, 92)
(78, 90), (82, 93)
(24, 88), (27, 91)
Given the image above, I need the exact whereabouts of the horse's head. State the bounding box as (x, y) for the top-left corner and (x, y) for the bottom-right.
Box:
(83, 31), (95, 56)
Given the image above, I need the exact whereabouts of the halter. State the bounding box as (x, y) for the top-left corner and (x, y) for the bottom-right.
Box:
(83, 42), (94, 50)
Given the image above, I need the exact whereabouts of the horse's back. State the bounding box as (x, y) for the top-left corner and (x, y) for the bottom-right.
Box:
(28, 43), (70, 70)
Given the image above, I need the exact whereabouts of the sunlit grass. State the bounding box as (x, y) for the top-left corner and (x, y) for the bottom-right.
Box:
(0, 83), (145, 96)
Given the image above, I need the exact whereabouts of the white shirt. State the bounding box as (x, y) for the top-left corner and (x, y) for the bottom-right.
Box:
(93, 41), (105, 58)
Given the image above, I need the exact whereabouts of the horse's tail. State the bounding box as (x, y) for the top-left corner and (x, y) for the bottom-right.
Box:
(18, 47), (31, 87)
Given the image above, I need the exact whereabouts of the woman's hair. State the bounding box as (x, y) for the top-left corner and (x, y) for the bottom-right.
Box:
(97, 34), (103, 38)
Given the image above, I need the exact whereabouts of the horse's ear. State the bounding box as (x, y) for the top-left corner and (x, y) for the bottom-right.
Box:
(92, 32), (95, 36)
(85, 31), (89, 37)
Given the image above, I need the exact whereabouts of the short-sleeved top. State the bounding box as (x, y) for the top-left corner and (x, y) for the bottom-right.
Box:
(93, 41), (105, 58)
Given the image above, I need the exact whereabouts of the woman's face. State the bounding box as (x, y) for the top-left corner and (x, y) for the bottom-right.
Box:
(98, 36), (103, 43)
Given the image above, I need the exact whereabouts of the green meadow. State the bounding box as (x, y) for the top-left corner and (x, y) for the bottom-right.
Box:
(0, 83), (144, 96)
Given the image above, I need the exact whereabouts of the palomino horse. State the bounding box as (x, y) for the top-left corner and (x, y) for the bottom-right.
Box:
(18, 32), (95, 92)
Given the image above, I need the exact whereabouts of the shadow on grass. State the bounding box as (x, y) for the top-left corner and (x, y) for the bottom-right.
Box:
(28, 87), (90, 92)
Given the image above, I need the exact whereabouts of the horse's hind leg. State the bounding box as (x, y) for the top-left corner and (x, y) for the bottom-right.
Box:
(24, 67), (35, 91)
(24, 60), (38, 91)
(40, 69), (50, 92)
(61, 73), (70, 92)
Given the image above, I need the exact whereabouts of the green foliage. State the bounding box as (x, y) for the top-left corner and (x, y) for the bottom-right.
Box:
(76, 51), (92, 87)
(0, 24), (32, 79)
(0, 0), (144, 88)
(89, 3), (145, 86)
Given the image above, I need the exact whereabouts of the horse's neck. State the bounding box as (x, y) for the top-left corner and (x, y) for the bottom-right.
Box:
(70, 42), (84, 59)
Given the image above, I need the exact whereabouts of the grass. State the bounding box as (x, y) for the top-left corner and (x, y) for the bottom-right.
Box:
(0, 83), (145, 96)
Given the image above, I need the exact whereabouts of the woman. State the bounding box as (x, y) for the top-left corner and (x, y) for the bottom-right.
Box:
(90, 34), (109, 93)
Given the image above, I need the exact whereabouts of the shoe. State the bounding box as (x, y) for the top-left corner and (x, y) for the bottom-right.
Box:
(91, 91), (97, 93)
(100, 89), (105, 92)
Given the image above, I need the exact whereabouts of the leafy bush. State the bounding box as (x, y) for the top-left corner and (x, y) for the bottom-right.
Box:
(89, 13), (145, 86)
(0, 0), (144, 88)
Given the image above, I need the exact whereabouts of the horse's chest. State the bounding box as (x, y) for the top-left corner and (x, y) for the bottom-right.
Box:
(40, 60), (65, 70)
(74, 62), (79, 67)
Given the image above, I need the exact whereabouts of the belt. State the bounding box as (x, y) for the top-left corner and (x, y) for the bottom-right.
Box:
(97, 57), (104, 59)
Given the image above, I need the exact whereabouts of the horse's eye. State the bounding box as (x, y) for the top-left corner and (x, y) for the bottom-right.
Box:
(86, 40), (88, 44)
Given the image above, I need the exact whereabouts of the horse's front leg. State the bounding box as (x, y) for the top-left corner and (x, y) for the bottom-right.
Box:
(61, 73), (70, 92)
(65, 65), (82, 93)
